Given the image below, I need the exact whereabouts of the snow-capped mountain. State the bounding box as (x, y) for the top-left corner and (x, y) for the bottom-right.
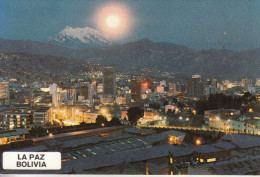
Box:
(48, 26), (111, 49)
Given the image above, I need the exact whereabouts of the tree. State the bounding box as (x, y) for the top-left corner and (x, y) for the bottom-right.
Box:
(96, 115), (108, 126)
(127, 106), (144, 126)
(109, 117), (122, 126)
(79, 121), (87, 127)
(29, 125), (46, 137)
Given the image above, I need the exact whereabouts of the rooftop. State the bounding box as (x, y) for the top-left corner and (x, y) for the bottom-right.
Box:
(0, 129), (29, 138)
(221, 133), (260, 149)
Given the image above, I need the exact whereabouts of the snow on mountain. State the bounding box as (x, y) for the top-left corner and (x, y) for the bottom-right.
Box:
(48, 26), (111, 49)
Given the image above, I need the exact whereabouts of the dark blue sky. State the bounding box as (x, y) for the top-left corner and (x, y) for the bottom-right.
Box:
(0, 0), (260, 50)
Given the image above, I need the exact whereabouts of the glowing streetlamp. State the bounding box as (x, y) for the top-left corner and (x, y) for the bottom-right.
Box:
(195, 139), (201, 145)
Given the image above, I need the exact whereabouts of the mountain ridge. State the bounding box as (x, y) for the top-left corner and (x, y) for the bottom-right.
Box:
(0, 38), (259, 81)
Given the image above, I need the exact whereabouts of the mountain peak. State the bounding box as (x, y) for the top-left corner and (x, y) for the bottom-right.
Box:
(48, 26), (111, 49)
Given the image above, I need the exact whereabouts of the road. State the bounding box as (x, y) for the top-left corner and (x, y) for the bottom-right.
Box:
(138, 125), (260, 135)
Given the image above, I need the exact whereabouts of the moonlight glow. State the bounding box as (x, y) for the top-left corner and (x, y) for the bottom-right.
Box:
(106, 15), (120, 28)
(95, 3), (133, 40)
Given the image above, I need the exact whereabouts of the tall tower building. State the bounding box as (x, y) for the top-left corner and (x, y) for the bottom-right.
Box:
(80, 86), (89, 99)
(241, 78), (252, 89)
(131, 79), (142, 102)
(186, 76), (204, 97)
(0, 78), (10, 105)
(169, 82), (177, 96)
(103, 67), (116, 96)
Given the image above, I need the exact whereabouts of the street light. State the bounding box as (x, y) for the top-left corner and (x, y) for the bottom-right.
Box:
(195, 139), (201, 145)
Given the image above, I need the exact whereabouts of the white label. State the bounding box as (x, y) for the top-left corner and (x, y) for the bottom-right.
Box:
(3, 152), (61, 170)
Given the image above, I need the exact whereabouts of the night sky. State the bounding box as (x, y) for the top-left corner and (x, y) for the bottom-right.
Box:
(0, 0), (260, 50)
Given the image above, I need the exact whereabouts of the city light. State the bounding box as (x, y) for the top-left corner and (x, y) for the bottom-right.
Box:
(195, 139), (201, 145)
(100, 108), (107, 114)
(102, 123), (105, 127)
(179, 117), (183, 120)
(49, 133), (53, 137)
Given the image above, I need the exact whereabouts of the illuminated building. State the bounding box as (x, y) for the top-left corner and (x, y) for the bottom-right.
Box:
(143, 111), (160, 121)
(49, 83), (58, 95)
(82, 111), (99, 123)
(168, 83), (177, 96)
(67, 89), (76, 105)
(52, 93), (61, 107)
(0, 78), (10, 105)
(97, 84), (103, 94)
(116, 96), (126, 105)
(1, 111), (33, 130)
(169, 144), (231, 175)
(33, 107), (52, 126)
(204, 78), (219, 96)
(241, 78), (252, 89)
(0, 129), (29, 145)
(167, 130), (186, 145)
(88, 83), (96, 100)
(156, 86), (164, 93)
(103, 67), (116, 96)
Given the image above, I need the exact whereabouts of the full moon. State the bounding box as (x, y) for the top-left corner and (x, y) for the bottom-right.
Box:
(106, 15), (120, 28)
(95, 3), (133, 40)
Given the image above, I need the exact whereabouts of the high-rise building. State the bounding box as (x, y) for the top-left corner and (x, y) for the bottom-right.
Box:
(169, 83), (177, 96)
(0, 78), (10, 105)
(80, 86), (89, 99)
(131, 79), (142, 102)
(204, 78), (219, 96)
(186, 76), (204, 97)
(103, 67), (116, 96)
(241, 78), (252, 89)
(67, 89), (76, 105)
(49, 83), (58, 95)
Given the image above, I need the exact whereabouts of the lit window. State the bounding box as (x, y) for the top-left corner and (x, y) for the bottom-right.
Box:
(200, 159), (204, 163)
(207, 158), (216, 163)
(170, 157), (173, 164)
(171, 171), (173, 175)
